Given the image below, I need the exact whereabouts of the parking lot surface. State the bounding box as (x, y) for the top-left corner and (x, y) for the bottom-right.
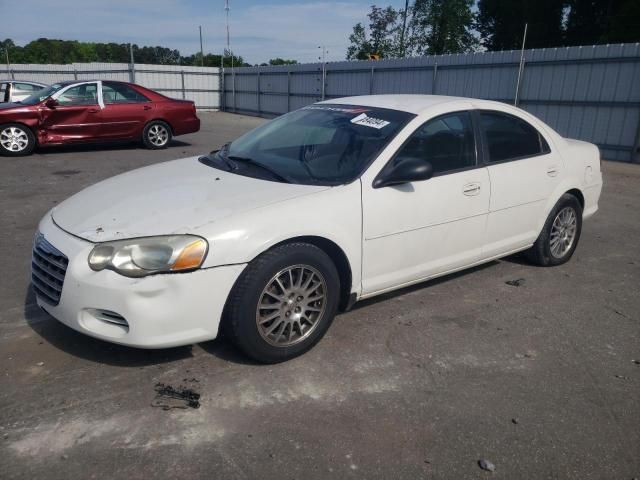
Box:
(1, 112), (638, 479)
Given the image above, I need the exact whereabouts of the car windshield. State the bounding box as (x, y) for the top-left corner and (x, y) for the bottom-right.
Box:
(206, 104), (414, 186)
(19, 83), (64, 105)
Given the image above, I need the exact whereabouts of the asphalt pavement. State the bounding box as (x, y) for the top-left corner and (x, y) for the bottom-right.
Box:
(1, 111), (638, 479)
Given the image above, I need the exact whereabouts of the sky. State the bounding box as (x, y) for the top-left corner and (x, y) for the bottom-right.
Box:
(2, 0), (409, 65)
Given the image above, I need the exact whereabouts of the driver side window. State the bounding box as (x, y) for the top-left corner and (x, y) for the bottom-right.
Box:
(396, 111), (476, 176)
(57, 84), (98, 106)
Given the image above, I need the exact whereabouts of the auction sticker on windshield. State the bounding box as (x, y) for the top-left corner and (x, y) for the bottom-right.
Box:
(350, 112), (391, 129)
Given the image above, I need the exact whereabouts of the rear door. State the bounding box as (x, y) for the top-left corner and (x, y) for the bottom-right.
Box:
(477, 109), (563, 257)
(98, 81), (153, 139)
(41, 82), (101, 142)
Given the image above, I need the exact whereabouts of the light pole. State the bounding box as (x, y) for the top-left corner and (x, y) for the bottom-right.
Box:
(199, 25), (204, 66)
(318, 46), (328, 101)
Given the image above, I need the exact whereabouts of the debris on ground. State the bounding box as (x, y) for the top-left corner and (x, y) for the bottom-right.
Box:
(151, 383), (200, 410)
(36, 362), (44, 366)
(478, 459), (496, 472)
(505, 278), (525, 287)
(511, 418), (519, 424)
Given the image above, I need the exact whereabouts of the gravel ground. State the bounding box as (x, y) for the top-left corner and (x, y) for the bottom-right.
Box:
(0, 111), (638, 479)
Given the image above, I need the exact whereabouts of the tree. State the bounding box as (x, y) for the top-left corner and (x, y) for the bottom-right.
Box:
(346, 5), (402, 60)
(268, 58), (298, 65)
(409, 0), (477, 55)
(476, 0), (565, 50)
(564, 0), (640, 45)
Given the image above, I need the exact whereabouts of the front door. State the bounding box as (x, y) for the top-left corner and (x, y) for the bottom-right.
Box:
(361, 110), (490, 296)
(40, 82), (101, 143)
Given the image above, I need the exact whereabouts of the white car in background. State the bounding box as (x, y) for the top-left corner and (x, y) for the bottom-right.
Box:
(32, 95), (603, 363)
(0, 80), (47, 103)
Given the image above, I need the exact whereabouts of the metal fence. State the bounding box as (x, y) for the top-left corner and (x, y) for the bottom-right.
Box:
(3, 62), (221, 109)
(222, 43), (640, 162)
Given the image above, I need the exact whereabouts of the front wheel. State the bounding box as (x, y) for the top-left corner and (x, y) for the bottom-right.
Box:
(142, 121), (172, 149)
(0, 124), (36, 156)
(224, 243), (340, 363)
(526, 193), (583, 266)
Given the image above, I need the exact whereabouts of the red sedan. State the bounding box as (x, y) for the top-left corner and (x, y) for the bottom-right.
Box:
(0, 80), (200, 156)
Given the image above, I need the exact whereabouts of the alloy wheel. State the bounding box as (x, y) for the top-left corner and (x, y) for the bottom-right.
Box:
(256, 265), (327, 347)
(148, 124), (169, 146)
(550, 206), (578, 258)
(0, 126), (29, 152)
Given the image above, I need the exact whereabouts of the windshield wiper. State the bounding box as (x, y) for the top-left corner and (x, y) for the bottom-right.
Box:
(199, 143), (235, 171)
(228, 155), (292, 183)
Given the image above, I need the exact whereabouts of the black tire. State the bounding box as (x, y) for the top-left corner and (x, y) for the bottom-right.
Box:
(0, 123), (36, 156)
(142, 120), (172, 150)
(525, 193), (583, 266)
(224, 242), (340, 363)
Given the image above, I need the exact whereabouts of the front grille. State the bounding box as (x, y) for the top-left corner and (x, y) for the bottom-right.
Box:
(31, 233), (68, 306)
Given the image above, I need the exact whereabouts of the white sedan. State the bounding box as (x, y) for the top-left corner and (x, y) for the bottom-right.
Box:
(32, 95), (603, 363)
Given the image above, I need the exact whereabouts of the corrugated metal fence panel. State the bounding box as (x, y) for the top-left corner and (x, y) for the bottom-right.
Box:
(222, 43), (640, 162)
(3, 62), (220, 109)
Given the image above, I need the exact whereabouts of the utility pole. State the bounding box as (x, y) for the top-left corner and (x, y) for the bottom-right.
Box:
(199, 25), (204, 66)
(514, 23), (528, 106)
(399, 0), (409, 58)
(129, 43), (136, 83)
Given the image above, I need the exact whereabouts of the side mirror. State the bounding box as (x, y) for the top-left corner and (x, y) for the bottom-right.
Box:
(373, 156), (433, 188)
(45, 98), (58, 109)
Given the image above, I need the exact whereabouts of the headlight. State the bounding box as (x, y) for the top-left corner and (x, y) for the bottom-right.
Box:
(88, 235), (208, 278)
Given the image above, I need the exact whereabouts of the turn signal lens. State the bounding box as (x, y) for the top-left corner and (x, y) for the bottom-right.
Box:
(171, 239), (208, 271)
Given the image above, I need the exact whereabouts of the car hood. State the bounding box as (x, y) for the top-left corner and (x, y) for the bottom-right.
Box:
(52, 156), (329, 242)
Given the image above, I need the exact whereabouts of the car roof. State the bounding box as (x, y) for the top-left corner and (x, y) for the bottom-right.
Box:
(0, 80), (47, 85)
(323, 94), (518, 116)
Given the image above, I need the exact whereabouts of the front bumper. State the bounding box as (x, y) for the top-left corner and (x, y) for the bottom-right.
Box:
(34, 214), (246, 348)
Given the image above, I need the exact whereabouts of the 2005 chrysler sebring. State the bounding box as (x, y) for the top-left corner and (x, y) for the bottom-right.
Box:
(32, 95), (602, 363)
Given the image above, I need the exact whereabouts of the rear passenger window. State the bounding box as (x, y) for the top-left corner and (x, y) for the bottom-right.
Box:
(480, 111), (550, 162)
(396, 111), (476, 175)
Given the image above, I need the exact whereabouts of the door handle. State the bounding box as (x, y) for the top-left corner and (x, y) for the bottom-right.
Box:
(547, 166), (559, 177)
(463, 183), (481, 196)
(143, 105), (152, 110)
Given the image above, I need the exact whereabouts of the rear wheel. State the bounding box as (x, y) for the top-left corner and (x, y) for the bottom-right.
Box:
(224, 243), (340, 363)
(142, 121), (172, 149)
(525, 193), (583, 266)
(0, 124), (36, 156)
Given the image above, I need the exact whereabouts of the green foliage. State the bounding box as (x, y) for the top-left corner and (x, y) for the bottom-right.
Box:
(346, 1), (475, 59)
(268, 58), (298, 65)
(410, 0), (477, 55)
(0, 38), (248, 67)
(476, 0), (565, 50)
(564, 0), (640, 45)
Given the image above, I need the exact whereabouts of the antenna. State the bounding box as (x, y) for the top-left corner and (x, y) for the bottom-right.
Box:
(225, 0), (233, 70)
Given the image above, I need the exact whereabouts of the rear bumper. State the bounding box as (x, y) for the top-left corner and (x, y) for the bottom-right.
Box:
(174, 117), (200, 136)
(34, 214), (245, 348)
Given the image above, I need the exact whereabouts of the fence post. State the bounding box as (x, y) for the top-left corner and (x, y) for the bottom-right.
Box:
(632, 116), (640, 163)
(180, 71), (186, 99)
(9, 69), (14, 80)
(220, 67), (225, 112)
(256, 71), (261, 114)
(432, 62), (438, 94)
(73, 69), (78, 80)
(369, 66), (375, 94)
(128, 63), (136, 83)
(287, 71), (291, 113)
(232, 69), (236, 112)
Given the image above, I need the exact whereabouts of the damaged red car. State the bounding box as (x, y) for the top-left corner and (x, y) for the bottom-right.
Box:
(0, 80), (200, 156)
